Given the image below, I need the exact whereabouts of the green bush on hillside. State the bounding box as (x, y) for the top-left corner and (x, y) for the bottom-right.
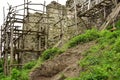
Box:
(23, 61), (37, 69)
(11, 69), (21, 80)
(9, 61), (36, 80)
(107, 20), (120, 30)
(41, 48), (63, 61)
(0, 59), (3, 73)
(10, 68), (29, 80)
(20, 70), (29, 80)
(67, 29), (99, 48)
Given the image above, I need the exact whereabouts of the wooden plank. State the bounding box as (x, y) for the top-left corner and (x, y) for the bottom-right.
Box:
(16, 49), (44, 52)
(14, 21), (23, 23)
(54, 18), (64, 26)
(9, 64), (23, 66)
(11, 1), (31, 8)
(100, 3), (120, 30)
(78, 0), (113, 17)
(10, 18), (14, 72)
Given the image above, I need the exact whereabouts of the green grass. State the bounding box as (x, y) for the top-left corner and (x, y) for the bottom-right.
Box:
(41, 48), (63, 61)
(1, 27), (120, 80)
(62, 29), (99, 50)
(107, 20), (120, 30)
(32, 48), (64, 69)
(66, 30), (120, 80)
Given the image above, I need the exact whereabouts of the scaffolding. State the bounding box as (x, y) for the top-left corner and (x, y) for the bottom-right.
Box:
(1, 0), (118, 75)
(0, 0), (80, 75)
(0, 0), (50, 75)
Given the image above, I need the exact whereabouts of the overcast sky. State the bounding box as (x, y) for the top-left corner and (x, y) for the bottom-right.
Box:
(0, 0), (67, 26)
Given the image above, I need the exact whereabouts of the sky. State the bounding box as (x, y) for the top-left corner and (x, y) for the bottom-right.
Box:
(0, 0), (67, 26)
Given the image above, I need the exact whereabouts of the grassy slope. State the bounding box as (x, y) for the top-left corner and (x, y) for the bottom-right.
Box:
(66, 30), (120, 80)
(1, 27), (120, 80)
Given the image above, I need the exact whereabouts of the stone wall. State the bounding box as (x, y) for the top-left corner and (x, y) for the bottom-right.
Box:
(21, 0), (87, 63)
(66, 0), (116, 29)
(22, 13), (44, 63)
(46, 1), (86, 48)
(66, 0), (86, 8)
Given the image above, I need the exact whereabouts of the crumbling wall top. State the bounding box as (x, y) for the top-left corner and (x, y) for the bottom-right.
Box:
(66, 0), (87, 8)
(46, 1), (65, 9)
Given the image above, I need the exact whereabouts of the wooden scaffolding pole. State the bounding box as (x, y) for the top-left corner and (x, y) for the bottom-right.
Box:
(44, 1), (48, 49)
(74, 0), (78, 35)
(4, 32), (9, 75)
(10, 13), (15, 72)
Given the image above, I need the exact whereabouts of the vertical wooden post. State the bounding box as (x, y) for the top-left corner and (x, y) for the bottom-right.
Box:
(20, 0), (26, 65)
(10, 13), (15, 73)
(27, 0), (29, 23)
(43, 1), (48, 49)
(0, 25), (2, 58)
(74, 0), (78, 35)
(58, 5), (62, 46)
(104, 6), (106, 19)
(4, 32), (9, 75)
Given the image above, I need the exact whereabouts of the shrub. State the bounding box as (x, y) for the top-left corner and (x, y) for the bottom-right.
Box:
(11, 69), (21, 80)
(0, 73), (5, 79)
(107, 20), (120, 30)
(66, 29), (99, 48)
(23, 61), (37, 69)
(32, 57), (43, 69)
(11, 68), (29, 80)
(1, 77), (11, 80)
(41, 48), (63, 61)
(20, 70), (29, 80)
(0, 59), (3, 73)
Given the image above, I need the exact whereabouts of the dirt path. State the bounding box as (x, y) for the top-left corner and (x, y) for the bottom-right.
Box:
(30, 41), (95, 80)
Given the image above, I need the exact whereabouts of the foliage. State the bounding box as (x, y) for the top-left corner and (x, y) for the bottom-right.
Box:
(66, 30), (120, 80)
(107, 20), (120, 30)
(23, 60), (37, 69)
(64, 29), (99, 49)
(1, 76), (11, 80)
(11, 69), (21, 80)
(0, 59), (5, 79)
(32, 57), (43, 69)
(20, 70), (29, 80)
(115, 20), (120, 29)
(0, 59), (3, 73)
(41, 48), (63, 61)
(10, 68), (29, 80)
(0, 29), (101, 80)
(113, 37), (120, 52)
(64, 30), (114, 80)
(1, 26), (120, 80)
